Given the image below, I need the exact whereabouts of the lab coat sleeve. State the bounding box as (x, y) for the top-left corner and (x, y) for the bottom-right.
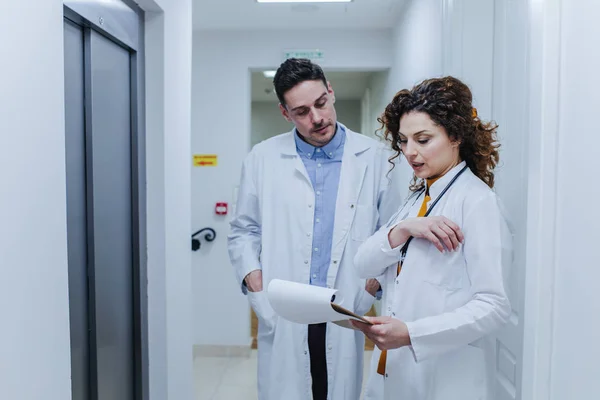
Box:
(354, 223), (404, 280)
(405, 192), (512, 363)
(227, 152), (262, 295)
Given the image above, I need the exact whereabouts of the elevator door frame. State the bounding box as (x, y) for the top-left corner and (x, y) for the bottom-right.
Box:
(64, 1), (147, 399)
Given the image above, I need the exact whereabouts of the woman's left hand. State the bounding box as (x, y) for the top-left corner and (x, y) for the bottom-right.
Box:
(351, 316), (411, 350)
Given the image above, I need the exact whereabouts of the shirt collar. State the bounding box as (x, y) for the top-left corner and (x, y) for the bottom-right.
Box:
(427, 161), (468, 200)
(294, 123), (345, 159)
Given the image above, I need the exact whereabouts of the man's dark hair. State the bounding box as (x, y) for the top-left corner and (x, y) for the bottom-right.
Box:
(273, 58), (328, 107)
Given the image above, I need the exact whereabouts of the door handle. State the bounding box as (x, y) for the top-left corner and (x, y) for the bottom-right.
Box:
(191, 228), (216, 251)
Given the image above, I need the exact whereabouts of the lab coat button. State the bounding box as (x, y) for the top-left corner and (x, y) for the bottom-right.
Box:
(304, 260), (309, 264)
(328, 345), (332, 350)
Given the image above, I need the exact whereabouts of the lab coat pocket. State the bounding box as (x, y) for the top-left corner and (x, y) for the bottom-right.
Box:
(423, 245), (463, 290)
(351, 203), (377, 241)
(247, 290), (277, 338)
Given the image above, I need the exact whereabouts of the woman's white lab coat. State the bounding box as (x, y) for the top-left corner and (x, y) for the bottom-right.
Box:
(228, 125), (402, 400)
(354, 162), (513, 400)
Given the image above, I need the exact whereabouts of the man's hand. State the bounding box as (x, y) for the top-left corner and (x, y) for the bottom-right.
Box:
(365, 278), (381, 296)
(351, 316), (411, 350)
(244, 270), (263, 292)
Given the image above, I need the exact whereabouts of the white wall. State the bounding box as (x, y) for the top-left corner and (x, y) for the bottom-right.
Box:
(547, 1), (600, 398)
(251, 99), (362, 147)
(141, 0), (194, 399)
(0, 2), (72, 399)
(0, 1), (193, 399)
(191, 29), (393, 347)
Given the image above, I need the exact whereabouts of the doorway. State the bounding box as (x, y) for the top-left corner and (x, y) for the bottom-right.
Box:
(63, 1), (146, 399)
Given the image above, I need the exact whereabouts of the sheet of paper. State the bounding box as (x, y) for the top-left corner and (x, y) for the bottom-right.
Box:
(266, 279), (372, 326)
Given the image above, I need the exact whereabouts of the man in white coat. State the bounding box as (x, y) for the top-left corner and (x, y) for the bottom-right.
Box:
(228, 58), (404, 400)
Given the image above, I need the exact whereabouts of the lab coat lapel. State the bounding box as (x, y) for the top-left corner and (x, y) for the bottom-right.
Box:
(328, 130), (369, 280)
(280, 129), (312, 187)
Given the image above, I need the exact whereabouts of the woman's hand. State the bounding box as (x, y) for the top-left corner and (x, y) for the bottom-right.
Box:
(351, 316), (411, 350)
(389, 216), (464, 252)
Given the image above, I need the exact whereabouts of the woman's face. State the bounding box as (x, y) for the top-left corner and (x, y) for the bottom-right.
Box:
(398, 111), (461, 180)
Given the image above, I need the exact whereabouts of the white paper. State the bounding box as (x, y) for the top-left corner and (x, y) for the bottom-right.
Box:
(266, 279), (370, 326)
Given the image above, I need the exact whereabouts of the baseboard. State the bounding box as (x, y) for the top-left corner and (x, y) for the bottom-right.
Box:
(193, 342), (252, 359)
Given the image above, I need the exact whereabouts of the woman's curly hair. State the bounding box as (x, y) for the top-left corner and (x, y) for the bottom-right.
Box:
(378, 76), (500, 191)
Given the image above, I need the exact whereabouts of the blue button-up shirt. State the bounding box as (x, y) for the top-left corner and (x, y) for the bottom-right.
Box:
(294, 124), (345, 287)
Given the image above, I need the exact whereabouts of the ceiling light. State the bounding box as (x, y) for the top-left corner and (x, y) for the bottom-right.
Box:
(263, 70), (276, 78)
(257, 0), (352, 3)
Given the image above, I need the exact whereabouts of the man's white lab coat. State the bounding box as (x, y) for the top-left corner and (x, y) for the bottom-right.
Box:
(228, 125), (404, 400)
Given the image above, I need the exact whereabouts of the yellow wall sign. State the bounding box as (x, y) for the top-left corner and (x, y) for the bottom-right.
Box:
(193, 154), (218, 167)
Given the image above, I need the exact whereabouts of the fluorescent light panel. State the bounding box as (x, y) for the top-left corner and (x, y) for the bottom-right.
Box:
(257, 0), (352, 3)
(263, 70), (276, 78)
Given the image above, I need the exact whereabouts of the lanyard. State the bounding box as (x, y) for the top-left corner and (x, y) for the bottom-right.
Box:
(399, 165), (468, 262)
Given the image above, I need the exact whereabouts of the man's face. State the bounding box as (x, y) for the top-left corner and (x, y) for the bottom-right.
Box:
(279, 80), (337, 147)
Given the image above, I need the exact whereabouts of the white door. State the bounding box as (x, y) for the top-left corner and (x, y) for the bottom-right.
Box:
(442, 0), (528, 398)
(489, 1), (529, 398)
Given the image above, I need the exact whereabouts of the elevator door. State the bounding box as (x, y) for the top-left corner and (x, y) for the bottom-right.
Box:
(64, 16), (137, 400)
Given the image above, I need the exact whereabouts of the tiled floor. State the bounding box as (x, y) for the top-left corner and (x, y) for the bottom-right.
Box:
(194, 350), (373, 399)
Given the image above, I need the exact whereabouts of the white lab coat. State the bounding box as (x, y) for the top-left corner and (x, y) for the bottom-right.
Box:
(228, 124), (403, 400)
(355, 162), (512, 400)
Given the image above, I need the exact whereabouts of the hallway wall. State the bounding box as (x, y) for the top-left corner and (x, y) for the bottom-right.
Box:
(0, 1), (194, 399)
(0, 1), (72, 399)
(545, 0), (600, 398)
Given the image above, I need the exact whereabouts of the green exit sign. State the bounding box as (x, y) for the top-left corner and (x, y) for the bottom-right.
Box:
(284, 50), (325, 62)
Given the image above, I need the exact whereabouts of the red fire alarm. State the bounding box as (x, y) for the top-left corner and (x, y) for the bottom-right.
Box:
(215, 202), (228, 215)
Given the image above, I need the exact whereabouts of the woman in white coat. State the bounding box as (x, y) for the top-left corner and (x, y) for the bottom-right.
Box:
(351, 76), (513, 400)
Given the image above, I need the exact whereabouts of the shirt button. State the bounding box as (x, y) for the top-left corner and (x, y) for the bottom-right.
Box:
(385, 373), (388, 378)
(316, 149), (321, 152)
(329, 152), (333, 156)
(307, 233), (311, 237)
(333, 260), (337, 264)
(318, 163), (322, 168)
(308, 204), (313, 208)
(304, 351), (308, 355)
(304, 260), (309, 264)
(316, 191), (321, 195)
(312, 274), (317, 279)
(316, 218), (320, 223)
(328, 345), (332, 350)
(314, 248), (319, 252)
